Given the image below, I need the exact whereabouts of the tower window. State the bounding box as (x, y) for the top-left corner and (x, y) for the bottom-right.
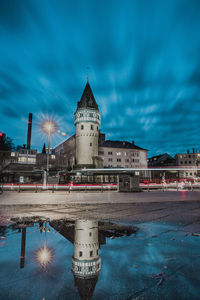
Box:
(90, 251), (93, 257)
(97, 249), (98, 255)
(97, 126), (98, 131)
(89, 113), (93, 117)
(81, 125), (84, 130)
(89, 232), (92, 236)
(91, 125), (94, 130)
(90, 143), (92, 147)
(79, 251), (83, 257)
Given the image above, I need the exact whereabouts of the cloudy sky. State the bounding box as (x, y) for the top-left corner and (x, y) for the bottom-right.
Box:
(0, 0), (200, 157)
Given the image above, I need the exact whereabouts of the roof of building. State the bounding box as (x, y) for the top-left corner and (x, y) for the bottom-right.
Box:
(77, 81), (99, 111)
(99, 140), (147, 151)
(148, 153), (176, 166)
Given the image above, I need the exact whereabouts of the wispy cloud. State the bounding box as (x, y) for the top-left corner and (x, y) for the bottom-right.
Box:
(0, 0), (200, 155)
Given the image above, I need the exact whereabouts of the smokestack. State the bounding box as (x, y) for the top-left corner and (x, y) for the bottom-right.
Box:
(27, 113), (32, 150)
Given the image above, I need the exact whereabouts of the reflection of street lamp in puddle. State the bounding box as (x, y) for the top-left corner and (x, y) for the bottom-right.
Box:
(36, 246), (52, 267)
(36, 223), (53, 267)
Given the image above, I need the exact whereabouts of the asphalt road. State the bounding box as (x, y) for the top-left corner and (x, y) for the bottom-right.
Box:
(0, 191), (200, 229)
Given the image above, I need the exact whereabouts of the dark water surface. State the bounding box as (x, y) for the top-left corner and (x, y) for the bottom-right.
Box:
(0, 218), (200, 300)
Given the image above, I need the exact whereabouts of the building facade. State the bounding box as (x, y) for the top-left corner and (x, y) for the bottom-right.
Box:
(175, 149), (200, 177)
(98, 135), (147, 169)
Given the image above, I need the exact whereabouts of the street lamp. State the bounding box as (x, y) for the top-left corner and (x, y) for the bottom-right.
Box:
(41, 120), (57, 181)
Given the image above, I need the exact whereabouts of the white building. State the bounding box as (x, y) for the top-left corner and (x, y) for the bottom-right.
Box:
(74, 81), (101, 168)
(98, 134), (147, 169)
(175, 149), (200, 177)
(54, 81), (148, 169)
(9, 148), (37, 165)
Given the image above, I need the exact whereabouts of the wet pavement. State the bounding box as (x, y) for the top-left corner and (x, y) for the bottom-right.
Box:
(1, 191), (200, 225)
(0, 217), (200, 300)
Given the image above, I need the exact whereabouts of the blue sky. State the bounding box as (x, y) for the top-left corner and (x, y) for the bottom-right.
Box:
(0, 0), (200, 157)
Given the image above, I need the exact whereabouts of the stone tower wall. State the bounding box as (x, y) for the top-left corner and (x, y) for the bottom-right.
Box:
(76, 122), (99, 166)
(75, 108), (100, 167)
(74, 220), (99, 261)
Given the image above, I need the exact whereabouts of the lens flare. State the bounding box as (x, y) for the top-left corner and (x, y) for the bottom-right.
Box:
(41, 120), (57, 134)
(36, 246), (53, 267)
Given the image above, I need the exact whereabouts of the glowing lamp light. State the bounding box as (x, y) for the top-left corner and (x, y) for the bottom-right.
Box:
(36, 246), (53, 267)
(41, 120), (57, 135)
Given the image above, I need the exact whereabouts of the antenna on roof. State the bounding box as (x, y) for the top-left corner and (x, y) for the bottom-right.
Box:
(86, 66), (90, 82)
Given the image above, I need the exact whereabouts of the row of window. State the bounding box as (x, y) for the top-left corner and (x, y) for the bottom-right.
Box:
(79, 249), (98, 257)
(107, 158), (140, 163)
(76, 263), (100, 272)
(81, 125), (98, 131)
(18, 157), (36, 163)
(180, 161), (194, 164)
(99, 151), (140, 157)
(11, 150), (36, 156)
(185, 172), (197, 176)
(20, 150), (36, 154)
(77, 113), (100, 119)
(179, 154), (200, 158)
(107, 165), (141, 168)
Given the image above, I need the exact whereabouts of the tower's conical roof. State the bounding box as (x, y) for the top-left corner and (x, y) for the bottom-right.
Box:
(74, 275), (98, 300)
(77, 82), (99, 110)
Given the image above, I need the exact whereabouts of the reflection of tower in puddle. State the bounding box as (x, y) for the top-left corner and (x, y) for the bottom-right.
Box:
(72, 220), (101, 300)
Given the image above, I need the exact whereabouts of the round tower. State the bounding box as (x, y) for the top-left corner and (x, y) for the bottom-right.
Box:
(72, 220), (101, 278)
(74, 82), (101, 168)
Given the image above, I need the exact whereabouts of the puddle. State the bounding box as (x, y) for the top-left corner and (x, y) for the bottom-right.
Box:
(0, 218), (200, 300)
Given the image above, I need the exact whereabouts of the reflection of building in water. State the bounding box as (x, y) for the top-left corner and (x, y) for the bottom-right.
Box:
(72, 220), (101, 300)
(50, 219), (104, 300)
(72, 220), (101, 277)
